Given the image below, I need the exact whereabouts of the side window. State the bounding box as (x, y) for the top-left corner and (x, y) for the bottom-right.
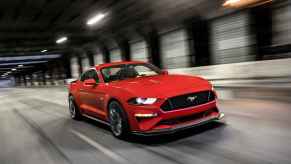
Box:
(80, 70), (99, 83)
(91, 70), (99, 83)
(80, 71), (88, 82)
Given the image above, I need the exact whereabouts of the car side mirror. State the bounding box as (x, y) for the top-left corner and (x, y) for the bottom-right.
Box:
(84, 79), (97, 86)
(161, 70), (169, 75)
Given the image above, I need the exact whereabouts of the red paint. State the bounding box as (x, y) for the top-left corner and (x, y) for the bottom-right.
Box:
(68, 61), (222, 134)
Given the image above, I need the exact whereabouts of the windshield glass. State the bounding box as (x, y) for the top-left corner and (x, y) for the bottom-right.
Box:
(101, 63), (162, 83)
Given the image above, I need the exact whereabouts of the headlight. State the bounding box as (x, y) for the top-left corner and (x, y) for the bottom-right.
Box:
(128, 97), (157, 105)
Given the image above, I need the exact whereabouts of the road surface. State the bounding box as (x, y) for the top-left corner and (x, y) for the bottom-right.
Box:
(0, 87), (291, 164)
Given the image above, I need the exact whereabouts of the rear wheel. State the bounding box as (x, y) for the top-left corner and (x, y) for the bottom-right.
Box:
(68, 95), (82, 120)
(108, 101), (130, 139)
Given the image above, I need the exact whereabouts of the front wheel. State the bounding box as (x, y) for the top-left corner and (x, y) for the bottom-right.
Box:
(108, 101), (130, 139)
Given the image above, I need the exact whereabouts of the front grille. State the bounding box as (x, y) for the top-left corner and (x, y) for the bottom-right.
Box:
(160, 91), (215, 111)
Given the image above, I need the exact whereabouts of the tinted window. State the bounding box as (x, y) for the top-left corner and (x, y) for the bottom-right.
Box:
(80, 70), (99, 83)
(90, 70), (99, 83)
(80, 71), (88, 82)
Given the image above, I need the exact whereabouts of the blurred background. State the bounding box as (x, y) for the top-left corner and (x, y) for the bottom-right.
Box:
(0, 0), (290, 101)
(1, 1), (291, 164)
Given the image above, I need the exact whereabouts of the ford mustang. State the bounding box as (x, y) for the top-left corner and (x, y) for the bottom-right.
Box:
(68, 61), (224, 138)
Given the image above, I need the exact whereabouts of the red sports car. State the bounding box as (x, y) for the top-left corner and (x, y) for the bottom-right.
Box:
(68, 61), (224, 138)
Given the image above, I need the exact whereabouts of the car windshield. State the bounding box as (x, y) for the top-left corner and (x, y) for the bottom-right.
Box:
(101, 63), (162, 83)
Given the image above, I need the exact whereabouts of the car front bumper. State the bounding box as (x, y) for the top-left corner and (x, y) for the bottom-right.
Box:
(131, 112), (224, 136)
(126, 98), (224, 135)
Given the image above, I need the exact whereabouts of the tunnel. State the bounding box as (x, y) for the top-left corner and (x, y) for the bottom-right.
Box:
(1, 0), (291, 163)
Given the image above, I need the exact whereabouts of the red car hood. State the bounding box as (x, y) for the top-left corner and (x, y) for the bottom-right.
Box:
(110, 74), (211, 98)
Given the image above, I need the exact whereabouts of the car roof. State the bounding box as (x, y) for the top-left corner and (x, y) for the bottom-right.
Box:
(94, 61), (146, 70)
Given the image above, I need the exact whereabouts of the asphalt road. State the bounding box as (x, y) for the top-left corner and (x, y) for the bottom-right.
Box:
(1, 87), (291, 164)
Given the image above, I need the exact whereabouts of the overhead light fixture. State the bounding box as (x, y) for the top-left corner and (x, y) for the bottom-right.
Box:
(0, 61), (48, 66)
(223, 0), (272, 8)
(41, 49), (48, 53)
(56, 37), (68, 44)
(11, 68), (17, 71)
(0, 54), (61, 62)
(87, 13), (106, 26)
(18, 64), (24, 67)
(223, 0), (240, 6)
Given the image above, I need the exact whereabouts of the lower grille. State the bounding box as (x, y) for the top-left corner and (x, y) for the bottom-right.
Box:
(158, 108), (218, 125)
(160, 90), (215, 111)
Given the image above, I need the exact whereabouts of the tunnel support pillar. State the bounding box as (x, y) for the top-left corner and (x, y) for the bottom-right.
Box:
(250, 3), (273, 61)
(119, 40), (131, 61)
(100, 46), (110, 63)
(186, 18), (211, 66)
(146, 30), (162, 68)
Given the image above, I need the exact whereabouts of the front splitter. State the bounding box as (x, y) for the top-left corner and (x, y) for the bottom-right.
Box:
(132, 113), (225, 136)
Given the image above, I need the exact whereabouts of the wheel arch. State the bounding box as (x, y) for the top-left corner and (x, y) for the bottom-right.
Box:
(106, 97), (122, 117)
(106, 97), (131, 136)
(106, 97), (130, 124)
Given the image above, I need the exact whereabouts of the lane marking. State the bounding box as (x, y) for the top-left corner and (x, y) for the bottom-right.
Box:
(71, 130), (129, 164)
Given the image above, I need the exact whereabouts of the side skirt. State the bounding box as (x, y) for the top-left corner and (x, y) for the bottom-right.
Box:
(82, 113), (110, 126)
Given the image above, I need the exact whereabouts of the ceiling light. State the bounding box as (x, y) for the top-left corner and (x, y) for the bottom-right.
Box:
(41, 49), (47, 53)
(87, 13), (106, 26)
(18, 64), (24, 67)
(0, 54), (61, 62)
(11, 68), (17, 71)
(56, 37), (68, 44)
(223, 0), (240, 6)
(223, 0), (272, 8)
(0, 61), (48, 66)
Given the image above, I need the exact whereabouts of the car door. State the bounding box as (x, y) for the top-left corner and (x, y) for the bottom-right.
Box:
(81, 69), (107, 119)
(79, 70), (91, 111)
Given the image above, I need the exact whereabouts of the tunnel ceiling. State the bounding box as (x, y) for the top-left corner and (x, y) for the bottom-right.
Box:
(0, 0), (227, 57)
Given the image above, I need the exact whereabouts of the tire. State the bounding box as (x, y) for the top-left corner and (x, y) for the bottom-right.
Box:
(108, 101), (130, 139)
(68, 95), (82, 120)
